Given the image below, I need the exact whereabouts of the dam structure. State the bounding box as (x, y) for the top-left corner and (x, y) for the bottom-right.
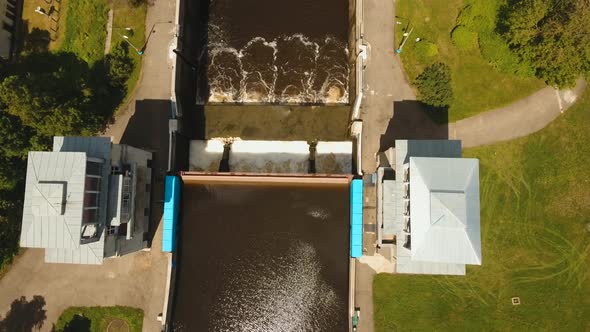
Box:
(162, 139), (361, 331)
(165, 0), (364, 330)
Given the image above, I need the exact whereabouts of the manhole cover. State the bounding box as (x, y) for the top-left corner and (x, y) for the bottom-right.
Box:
(106, 319), (130, 332)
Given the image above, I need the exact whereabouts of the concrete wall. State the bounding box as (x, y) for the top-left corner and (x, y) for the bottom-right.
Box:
(230, 140), (310, 174)
(316, 141), (353, 174)
(188, 139), (224, 172)
(348, 0), (357, 107)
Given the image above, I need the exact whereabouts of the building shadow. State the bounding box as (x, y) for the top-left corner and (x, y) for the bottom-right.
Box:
(174, 0), (209, 141)
(0, 295), (47, 331)
(167, 0), (210, 174)
(379, 100), (449, 152)
(120, 99), (170, 244)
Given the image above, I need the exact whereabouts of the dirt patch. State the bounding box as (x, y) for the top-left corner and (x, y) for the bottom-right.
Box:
(107, 318), (130, 332)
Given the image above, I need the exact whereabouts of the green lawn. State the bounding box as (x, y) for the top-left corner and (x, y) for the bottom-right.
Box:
(60, 0), (109, 65)
(21, 0), (69, 51)
(396, 0), (545, 122)
(373, 91), (590, 331)
(55, 306), (143, 332)
(111, 0), (147, 99)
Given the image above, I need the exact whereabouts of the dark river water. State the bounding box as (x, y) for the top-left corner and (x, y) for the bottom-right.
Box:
(171, 182), (350, 331)
(206, 0), (350, 104)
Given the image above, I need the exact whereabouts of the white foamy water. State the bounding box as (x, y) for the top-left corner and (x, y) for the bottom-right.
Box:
(307, 207), (331, 220)
(210, 241), (343, 331)
(207, 24), (349, 104)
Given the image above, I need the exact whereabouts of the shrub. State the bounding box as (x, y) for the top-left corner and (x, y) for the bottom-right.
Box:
(107, 42), (134, 87)
(415, 62), (453, 108)
(479, 32), (533, 76)
(451, 26), (478, 51)
(455, 2), (498, 33)
(414, 41), (439, 59)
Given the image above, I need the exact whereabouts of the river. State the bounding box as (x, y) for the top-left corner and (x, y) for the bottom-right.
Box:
(171, 182), (350, 331)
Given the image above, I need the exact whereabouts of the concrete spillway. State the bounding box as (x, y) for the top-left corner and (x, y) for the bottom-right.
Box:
(188, 139), (353, 174)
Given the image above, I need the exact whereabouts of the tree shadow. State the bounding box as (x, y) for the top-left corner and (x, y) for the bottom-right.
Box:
(23, 28), (51, 54)
(62, 314), (91, 332)
(0, 295), (47, 332)
(379, 100), (449, 152)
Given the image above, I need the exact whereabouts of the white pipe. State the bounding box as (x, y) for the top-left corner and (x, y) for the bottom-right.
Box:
(352, 91), (363, 120)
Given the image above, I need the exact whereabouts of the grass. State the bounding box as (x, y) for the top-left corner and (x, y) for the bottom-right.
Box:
(0, 249), (24, 280)
(20, 0), (146, 114)
(111, 0), (147, 99)
(21, 0), (69, 51)
(21, 0), (68, 50)
(55, 306), (143, 332)
(373, 90), (590, 331)
(60, 0), (109, 65)
(395, 0), (545, 122)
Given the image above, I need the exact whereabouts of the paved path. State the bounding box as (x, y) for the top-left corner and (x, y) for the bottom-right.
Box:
(104, 0), (176, 145)
(0, 230), (168, 332)
(355, 0), (414, 330)
(360, 0), (416, 174)
(355, 262), (376, 332)
(450, 79), (587, 147)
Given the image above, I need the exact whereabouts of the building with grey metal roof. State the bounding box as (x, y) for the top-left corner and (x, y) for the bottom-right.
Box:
(20, 137), (153, 265)
(376, 140), (481, 275)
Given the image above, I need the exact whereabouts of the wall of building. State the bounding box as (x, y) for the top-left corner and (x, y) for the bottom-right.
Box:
(0, 0), (19, 60)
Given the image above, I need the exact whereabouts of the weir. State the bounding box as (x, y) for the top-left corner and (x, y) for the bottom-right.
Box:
(206, 0), (350, 104)
(189, 139), (353, 174)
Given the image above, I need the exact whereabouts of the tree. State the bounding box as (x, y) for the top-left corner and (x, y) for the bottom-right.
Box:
(500, 0), (590, 86)
(0, 52), (103, 140)
(0, 112), (33, 159)
(415, 63), (453, 108)
(0, 76), (88, 137)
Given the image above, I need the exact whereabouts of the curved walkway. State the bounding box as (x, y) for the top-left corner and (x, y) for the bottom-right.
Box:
(449, 79), (587, 148)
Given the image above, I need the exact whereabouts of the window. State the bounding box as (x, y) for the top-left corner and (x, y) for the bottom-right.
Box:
(82, 208), (98, 224)
(81, 224), (98, 240)
(120, 177), (132, 221)
(83, 192), (99, 208)
(86, 161), (102, 176)
(84, 177), (100, 191)
(107, 226), (117, 235)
